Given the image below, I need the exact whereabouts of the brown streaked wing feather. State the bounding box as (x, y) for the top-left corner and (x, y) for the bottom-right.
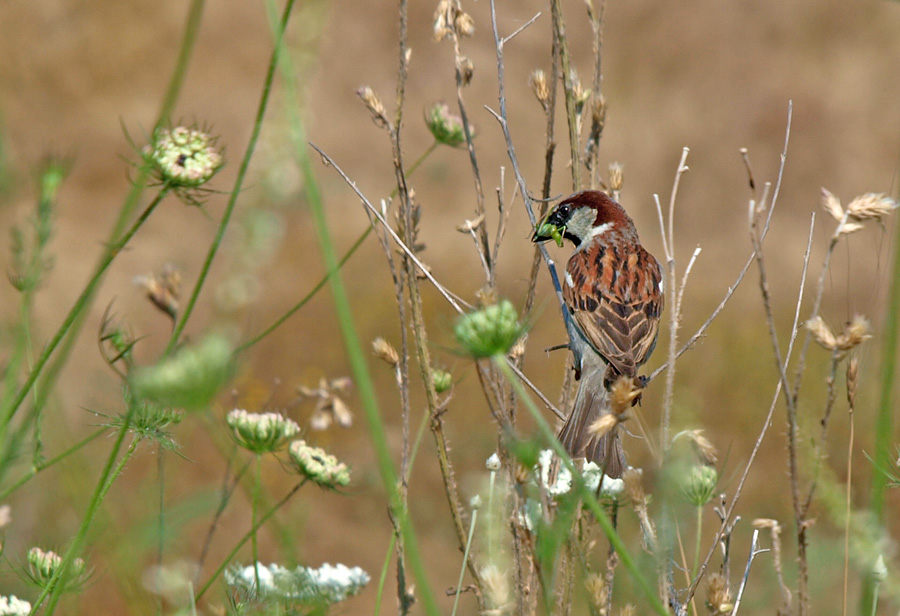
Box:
(564, 243), (662, 377)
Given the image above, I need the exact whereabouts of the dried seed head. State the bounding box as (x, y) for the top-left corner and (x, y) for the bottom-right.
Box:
(752, 518), (782, 534)
(298, 377), (355, 431)
(847, 357), (859, 407)
(433, 0), (453, 40)
(591, 94), (607, 134)
(821, 187), (844, 221)
(584, 572), (608, 614)
(588, 413), (617, 440)
(134, 264), (181, 321)
(508, 335), (527, 361)
(609, 375), (641, 416)
(372, 337), (399, 367)
(846, 192), (898, 222)
(619, 606), (636, 616)
(839, 221), (866, 236)
(608, 162), (624, 193)
(480, 563), (512, 611)
(456, 213), (485, 233)
(357, 86), (388, 128)
(529, 69), (551, 112)
(454, 10), (475, 37)
(705, 572), (733, 616)
(673, 429), (719, 465)
(840, 315), (872, 350)
(456, 55), (474, 86)
(806, 316), (838, 351)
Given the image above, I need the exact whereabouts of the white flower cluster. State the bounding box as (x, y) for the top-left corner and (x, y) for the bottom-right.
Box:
(288, 440), (350, 488)
(535, 449), (623, 497)
(143, 126), (223, 188)
(0, 595), (30, 616)
(225, 561), (369, 605)
(226, 409), (300, 453)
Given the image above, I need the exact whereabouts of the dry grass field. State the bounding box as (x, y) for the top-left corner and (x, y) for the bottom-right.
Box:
(1, 0), (899, 613)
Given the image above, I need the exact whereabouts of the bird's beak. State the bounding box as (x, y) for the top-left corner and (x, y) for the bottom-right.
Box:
(532, 209), (566, 247)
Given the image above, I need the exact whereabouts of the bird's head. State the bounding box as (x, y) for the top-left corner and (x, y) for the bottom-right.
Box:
(532, 190), (636, 249)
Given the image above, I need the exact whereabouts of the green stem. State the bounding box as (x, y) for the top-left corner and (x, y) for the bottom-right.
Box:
(236, 227), (373, 352)
(298, 153), (440, 614)
(0, 190), (168, 441)
(692, 505), (702, 585)
(195, 481), (305, 601)
(235, 140), (438, 353)
(0, 427), (106, 500)
(252, 454), (262, 591)
(166, 0), (297, 354)
(492, 355), (669, 616)
(451, 507), (478, 616)
(38, 428), (140, 614)
(373, 533), (398, 616)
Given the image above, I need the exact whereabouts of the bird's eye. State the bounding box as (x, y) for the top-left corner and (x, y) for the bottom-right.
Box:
(558, 204), (571, 218)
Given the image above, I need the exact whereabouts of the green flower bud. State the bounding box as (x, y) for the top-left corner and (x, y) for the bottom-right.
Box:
(130, 334), (234, 410)
(425, 103), (466, 148)
(454, 300), (524, 359)
(679, 465), (718, 507)
(27, 547), (86, 589)
(432, 368), (453, 393)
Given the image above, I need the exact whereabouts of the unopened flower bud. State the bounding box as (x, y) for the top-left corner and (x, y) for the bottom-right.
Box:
(454, 299), (524, 358)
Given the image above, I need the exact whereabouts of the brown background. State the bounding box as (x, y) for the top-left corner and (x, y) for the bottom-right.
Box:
(1, 0), (899, 613)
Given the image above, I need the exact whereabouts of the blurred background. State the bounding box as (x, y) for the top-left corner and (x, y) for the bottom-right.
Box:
(1, 0), (899, 613)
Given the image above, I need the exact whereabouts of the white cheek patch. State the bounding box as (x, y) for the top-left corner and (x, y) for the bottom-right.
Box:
(589, 222), (612, 239)
(659, 277), (664, 295)
(565, 271), (575, 288)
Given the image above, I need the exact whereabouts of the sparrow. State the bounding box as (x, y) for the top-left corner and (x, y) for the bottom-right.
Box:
(532, 190), (663, 478)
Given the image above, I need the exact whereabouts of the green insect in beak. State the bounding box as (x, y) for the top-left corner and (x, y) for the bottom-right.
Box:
(533, 219), (565, 247)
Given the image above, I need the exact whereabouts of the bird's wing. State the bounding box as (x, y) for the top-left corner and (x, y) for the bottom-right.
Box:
(564, 244), (663, 377)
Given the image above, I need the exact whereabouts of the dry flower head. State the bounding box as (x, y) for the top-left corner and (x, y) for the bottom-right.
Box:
(134, 264), (181, 321)
(357, 86), (388, 129)
(584, 572), (609, 614)
(805, 315), (871, 353)
(372, 337), (399, 367)
(673, 429), (719, 465)
(705, 572), (733, 615)
(297, 377), (354, 430)
(529, 69), (551, 112)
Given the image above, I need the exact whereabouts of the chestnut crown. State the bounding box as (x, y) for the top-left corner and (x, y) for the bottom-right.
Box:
(532, 190), (636, 249)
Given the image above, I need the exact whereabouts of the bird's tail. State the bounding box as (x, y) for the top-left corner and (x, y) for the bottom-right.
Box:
(557, 357), (626, 478)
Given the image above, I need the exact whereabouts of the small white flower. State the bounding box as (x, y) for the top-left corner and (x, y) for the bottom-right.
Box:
(536, 449), (572, 496)
(0, 596), (30, 616)
(226, 561), (368, 604)
(582, 462), (625, 497)
(486, 453), (501, 471)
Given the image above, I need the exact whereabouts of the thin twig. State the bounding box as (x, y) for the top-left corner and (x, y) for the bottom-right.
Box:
(732, 529), (768, 616)
(309, 144), (470, 314)
(684, 108), (797, 604)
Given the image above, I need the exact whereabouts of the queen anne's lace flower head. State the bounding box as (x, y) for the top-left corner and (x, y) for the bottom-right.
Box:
(226, 409), (300, 454)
